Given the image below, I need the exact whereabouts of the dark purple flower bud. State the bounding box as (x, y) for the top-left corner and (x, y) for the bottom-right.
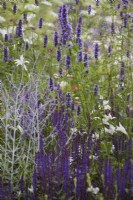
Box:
(108, 45), (112, 53)
(56, 47), (62, 62)
(13, 3), (17, 14)
(77, 51), (82, 62)
(120, 11), (123, 18)
(110, 0), (113, 3)
(76, 24), (82, 40)
(75, 0), (79, 4)
(94, 43), (99, 59)
(23, 13), (27, 21)
(3, 47), (9, 62)
(54, 31), (59, 46)
(35, 0), (39, 6)
(25, 42), (29, 50)
(96, 0), (100, 6)
(17, 19), (23, 37)
(38, 18), (43, 28)
(2, 2), (6, 9)
(77, 38), (83, 48)
(126, 50), (130, 58)
(117, 4), (121, 9)
(119, 61), (125, 82)
(20, 175), (24, 193)
(111, 22), (115, 34)
(84, 53), (89, 67)
(59, 68), (62, 76)
(4, 34), (8, 42)
(66, 93), (71, 107)
(88, 5), (91, 14)
(77, 105), (81, 115)
(93, 84), (99, 95)
(78, 16), (82, 25)
(66, 55), (71, 68)
(49, 78), (54, 91)
(32, 170), (37, 193)
(124, 14), (128, 27)
(44, 34), (48, 47)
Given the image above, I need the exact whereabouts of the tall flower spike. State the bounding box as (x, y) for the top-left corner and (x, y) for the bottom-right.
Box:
(93, 84), (99, 95)
(35, 0), (39, 6)
(77, 51), (82, 62)
(75, 0), (79, 4)
(2, 2), (6, 9)
(66, 93), (71, 107)
(18, 19), (23, 37)
(96, 0), (100, 6)
(66, 55), (71, 68)
(25, 42), (29, 50)
(4, 34), (8, 42)
(88, 5), (91, 14)
(119, 61), (125, 82)
(111, 22), (115, 34)
(23, 13), (27, 21)
(56, 47), (62, 62)
(84, 53), (89, 67)
(38, 18), (43, 28)
(77, 105), (81, 115)
(3, 47), (9, 62)
(54, 31), (59, 46)
(94, 43), (99, 59)
(49, 78), (54, 91)
(124, 14), (128, 27)
(13, 3), (17, 14)
(44, 34), (48, 47)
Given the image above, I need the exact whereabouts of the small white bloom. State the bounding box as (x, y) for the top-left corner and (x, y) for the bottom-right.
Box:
(58, 81), (68, 88)
(70, 128), (77, 135)
(111, 145), (115, 153)
(116, 123), (127, 135)
(105, 124), (115, 135)
(103, 100), (111, 110)
(0, 16), (5, 22)
(87, 185), (99, 194)
(14, 55), (29, 71)
(24, 4), (39, 11)
(102, 114), (115, 125)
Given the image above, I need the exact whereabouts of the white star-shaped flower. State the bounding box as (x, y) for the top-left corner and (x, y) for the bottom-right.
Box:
(14, 55), (29, 71)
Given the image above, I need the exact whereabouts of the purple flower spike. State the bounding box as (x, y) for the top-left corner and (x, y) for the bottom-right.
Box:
(66, 93), (71, 107)
(35, 0), (39, 6)
(84, 53), (89, 67)
(2, 2), (6, 10)
(38, 18), (43, 28)
(96, 0), (100, 6)
(49, 78), (54, 91)
(13, 3), (17, 14)
(77, 51), (82, 62)
(93, 84), (99, 95)
(3, 47), (9, 62)
(44, 34), (48, 47)
(25, 42), (29, 50)
(94, 43), (99, 59)
(124, 14), (128, 27)
(88, 5), (91, 14)
(77, 105), (81, 115)
(23, 13), (27, 21)
(17, 19), (23, 37)
(54, 31), (59, 46)
(66, 55), (71, 68)
(56, 47), (62, 62)
(75, 0), (79, 4)
(119, 61), (125, 82)
(4, 34), (8, 42)
(126, 50), (130, 58)
(111, 22), (115, 34)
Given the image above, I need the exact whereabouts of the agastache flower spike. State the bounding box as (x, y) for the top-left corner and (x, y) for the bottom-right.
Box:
(35, 0), (39, 6)
(25, 42), (29, 50)
(119, 61), (125, 82)
(56, 47), (62, 62)
(2, 2), (6, 10)
(4, 34), (8, 42)
(66, 93), (71, 107)
(66, 55), (71, 68)
(77, 51), (82, 62)
(93, 84), (99, 95)
(84, 53), (89, 67)
(38, 18), (43, 28)
(77, 105), (81, 115)
(88, 5), (91, 14)
(111, 22), (115, 34)
(13, 3), (17, 14)
(3, 47), (9, 62)
(54, 31), (59, 47)
(124, 14), (128, 27)
(126, 50), (130, 58)
(96, 0), (100, 6)
(18, 19), (23, 37)
(94, 43), (99, 59)
(75, 0), (79, 4)
(44, 34), (48, 47)
(49, 78), (54, 91)
(23, 13), (27, 21)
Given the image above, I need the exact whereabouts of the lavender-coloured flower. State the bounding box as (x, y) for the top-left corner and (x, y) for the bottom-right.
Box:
(3, 47), (9, 62)
(84, 53), (89, 67)
(23, 13), (27, 21)
(56, 47), (62, 62)
(77, 51), (82, 62)
(38, 18), (43, 28)
(53, 31), (59, 46)
(66, 93), (71, 107)
(119, 61), (125, 82)
(124, 14), (128, 27)
(76, 24), (82, 41)
(111, 22), (115, 34)
(20, 175), (24, 193)
(77, 105), (81, 115)
(126, 50), (130, 58)
(13, 3), (17, 14)
(66, 55), (71, 68)
(88, 5), (91, 14)
(117, 4), (121, 9)
(49, 78), (54, 91)
(75, 0), (79, 4)
(94, 43), (99, 59)
(4, 34), (8, 42)
(2, 2), (6, 9)
(25, 42), (29, 50)
(96, 0), (100, 6)
(17, 19), (23, 37)
(78, 17), (82, 25)
(93, 84), (99, 95)
(44, 34), (48, 47)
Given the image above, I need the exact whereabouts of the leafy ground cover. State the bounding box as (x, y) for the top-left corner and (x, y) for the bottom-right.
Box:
(1, 0), (133, 199)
